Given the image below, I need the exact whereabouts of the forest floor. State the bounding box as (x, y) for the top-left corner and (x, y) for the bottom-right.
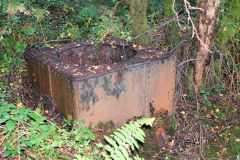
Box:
(0, 1), (239, 158)
(12, 68), (239, 159)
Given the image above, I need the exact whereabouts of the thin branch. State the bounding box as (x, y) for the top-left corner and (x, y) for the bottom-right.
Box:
(185, 0), (204, 11)
(172, 0), (183, 29)
(32, 111), (62, 130)
(0, 132), (28, 155)
(0, 133), (9, 147)
(184, 0), (213, 53)
(171, 40), (192, 52)
(129, 17), (177, 42)
(172, 0), (213, 54)
(177, 59), (198, 67)
(43, 39), (71, 43)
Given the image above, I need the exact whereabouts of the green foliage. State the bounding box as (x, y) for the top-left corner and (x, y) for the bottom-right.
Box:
(185, 66), (195, 99)
(0, 99), (99, 159)
(201, 100), (240, 159)
(0, 94), (156, 159)
(97, 118), (155, 160)
(217, 0), (240, 53)
(0, 1), (42, 86)
(51, 0), (132, 41)
(196, 83), (239, 159)
(147, 0), (164, 14)
(200, 85), (226, 111)
(90, 11), (132, 41)
(200, 89), (213, 111)
(205, 126), (240, 159)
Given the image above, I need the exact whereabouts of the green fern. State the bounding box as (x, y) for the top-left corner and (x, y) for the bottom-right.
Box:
(97, 117), (155, 160)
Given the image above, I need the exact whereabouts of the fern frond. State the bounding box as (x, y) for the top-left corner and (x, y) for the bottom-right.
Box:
(114, 149), (125, 160)
(134, 154), (144, 160)
(100, 117), (155, 160)
(104, 135), (118, 149)
(112, 134), (123, 146)
(113, 131), (126, 142)
(104, 144), (114, 153)
(118, 145), (130, 159)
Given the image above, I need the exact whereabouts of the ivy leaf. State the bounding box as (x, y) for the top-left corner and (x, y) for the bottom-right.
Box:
(3, 151), (12, 158)
(11, 116), (20, 121)
(29, 113), (38, 120)
(6, 120), (15, 130)
(88, 133), (95, 141)
(39, 125), (49, 132)
(52, 142), (60, 148)
(35, 108), (41, 115)
(0, 118), (8, 123)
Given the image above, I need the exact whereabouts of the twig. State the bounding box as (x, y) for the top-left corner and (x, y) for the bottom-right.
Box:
(56, 44), (92, 57)
(184, 0), (204, 11)
(185, 0), (213, 54)
(45, 39), (71, 43)
(35, 39), (72, 46)
(0, 132), (27, 155)
(177, 59), (198, 67)
(56, 148), (76, 159)
(18, 121), (20, 160)
(0, 125), (6, 129)
(0, 133), (9, 147)
(173, 0), (213, 54)
(172, 0), (183, 29)
(171, 40), (192, 53)
(129, 17), (177, 42)
(200, 123), (205, 160)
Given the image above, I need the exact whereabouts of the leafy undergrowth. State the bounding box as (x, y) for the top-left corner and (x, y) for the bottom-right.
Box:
(0, 95), (156, 160)
(0, 100), (99, 159)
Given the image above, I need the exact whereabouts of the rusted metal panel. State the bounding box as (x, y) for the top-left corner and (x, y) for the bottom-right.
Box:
(26, 36), (176, 126)
(72, 54), (176, 126)
(27, 58), (50, 95)
(48, 67), (75, 119)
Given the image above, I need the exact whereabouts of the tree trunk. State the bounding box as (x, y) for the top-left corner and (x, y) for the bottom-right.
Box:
(130, 0), (150, 44)
(195, 0), (221, 90)
(164, 0), (180, 50)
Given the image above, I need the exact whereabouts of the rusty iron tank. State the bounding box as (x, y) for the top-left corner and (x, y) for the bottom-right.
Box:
(26, 36), (176, 126)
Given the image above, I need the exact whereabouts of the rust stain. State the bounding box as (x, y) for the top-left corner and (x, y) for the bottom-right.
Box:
(156, 127), (167, 147)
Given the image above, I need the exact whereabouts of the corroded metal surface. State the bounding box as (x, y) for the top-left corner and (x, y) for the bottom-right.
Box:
(26, 36), (176, 126)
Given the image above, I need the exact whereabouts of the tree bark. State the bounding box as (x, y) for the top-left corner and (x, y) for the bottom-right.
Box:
(130, 0), (150, 44)
(195, 0), (221, 90)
